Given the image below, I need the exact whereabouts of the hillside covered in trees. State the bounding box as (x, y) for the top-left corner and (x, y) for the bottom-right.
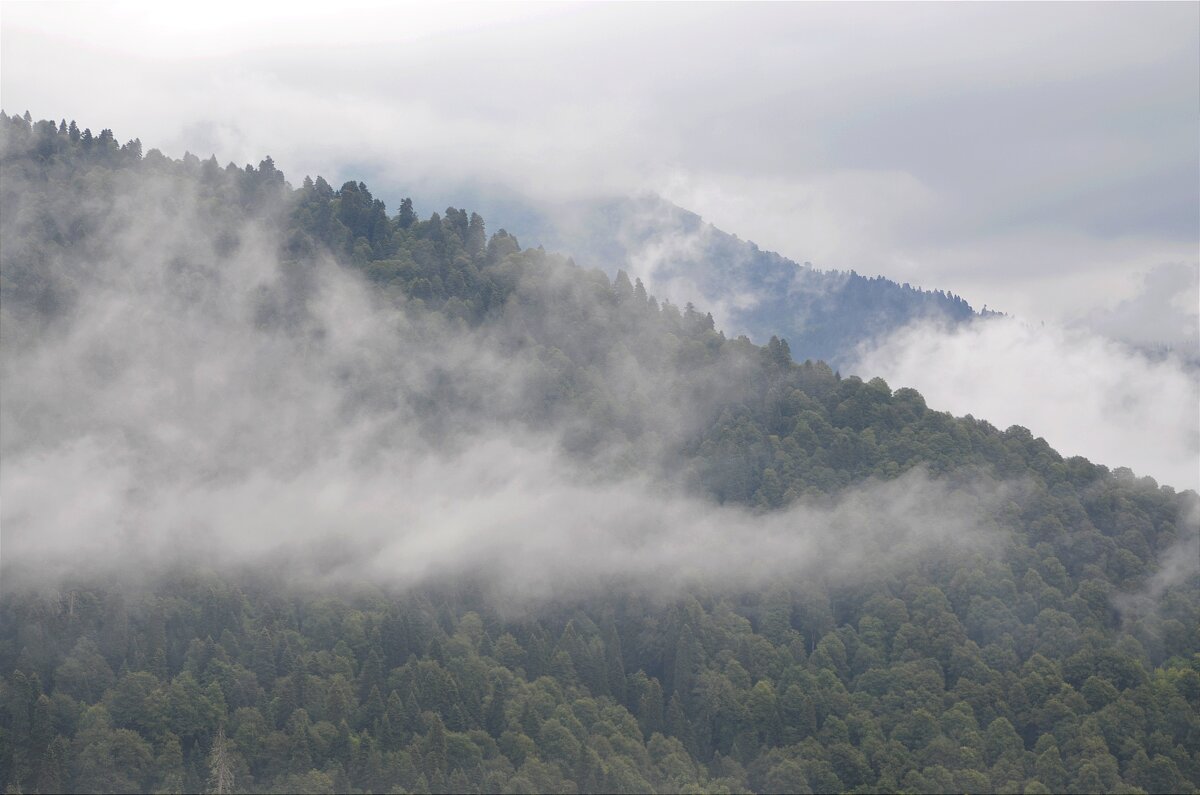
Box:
(1, 114), (1197, 795)
(443, 191), (986, 369)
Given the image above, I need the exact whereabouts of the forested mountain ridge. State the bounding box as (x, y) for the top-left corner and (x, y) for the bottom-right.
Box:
(1, 114), (1197, 795)
(432, 190), (988, 369)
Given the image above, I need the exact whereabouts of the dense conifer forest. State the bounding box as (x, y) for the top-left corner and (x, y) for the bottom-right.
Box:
(467, 192), (985, 368)
(1, 114), (1197, 795)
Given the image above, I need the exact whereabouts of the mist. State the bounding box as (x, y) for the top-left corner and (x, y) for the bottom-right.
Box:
(4, 2), (1196, 325)
(1, 432), (1008, 605)
(0, 150), (1012, 606)
(3, 10), (1198, 793)
(852, 315), (1200, 493)
(1080, 261), (1200, 358)
(1113, 499), (1200, 625)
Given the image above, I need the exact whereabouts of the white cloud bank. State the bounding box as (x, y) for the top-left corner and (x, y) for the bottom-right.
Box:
(1, 434), (1007, 605)
(1081, 262), (1199, 356)
(0, 159), (1007, 604)
(853, 316), (1199, 493)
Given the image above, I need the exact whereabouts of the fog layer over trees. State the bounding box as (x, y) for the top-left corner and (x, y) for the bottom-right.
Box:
(1, 115), (1197, 795)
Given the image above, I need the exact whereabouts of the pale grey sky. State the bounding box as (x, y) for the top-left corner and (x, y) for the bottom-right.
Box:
(2, 1), (1197, 325)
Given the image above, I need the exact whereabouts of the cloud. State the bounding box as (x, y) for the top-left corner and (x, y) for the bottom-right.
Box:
(1, 433), (1008, 606)
(852, 316), (1200, 492)
(0, 150), (1009, 605)
(651, 169), (944, 293)
(1112, 499), (1200, 631)
(3, 3), (1197, 606)
(1080, 262), (1199, 356)
(3, 2), (1196, 323)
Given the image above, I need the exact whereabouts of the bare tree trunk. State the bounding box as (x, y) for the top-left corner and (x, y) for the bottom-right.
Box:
(208, 726), (235, 795)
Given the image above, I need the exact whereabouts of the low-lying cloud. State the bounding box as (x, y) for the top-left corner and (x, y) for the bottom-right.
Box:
(0, 161), (1010, 604)
(1, 434), (1007, 605)
(1080, 261), (1199, 357)
(1113, 499), (1200, 624)
(852, 315), (1200, 492)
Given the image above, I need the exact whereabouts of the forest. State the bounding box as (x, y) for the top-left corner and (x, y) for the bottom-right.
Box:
(0, 113), (1197, 795)
(447, 192), (986, 369)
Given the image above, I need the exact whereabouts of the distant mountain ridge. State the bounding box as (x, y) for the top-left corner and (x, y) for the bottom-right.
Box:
(413, 188), (992, 368)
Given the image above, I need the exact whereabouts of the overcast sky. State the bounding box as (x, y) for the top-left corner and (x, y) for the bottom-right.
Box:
(4, 1), (1196, 325)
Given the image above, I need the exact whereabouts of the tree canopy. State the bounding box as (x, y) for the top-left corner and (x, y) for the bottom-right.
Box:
(1, 113), (1196, 795)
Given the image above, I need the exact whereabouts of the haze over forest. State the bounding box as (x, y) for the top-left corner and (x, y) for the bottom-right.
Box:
(5, 1), (1197, 491)
(0, 4), (1197, 795)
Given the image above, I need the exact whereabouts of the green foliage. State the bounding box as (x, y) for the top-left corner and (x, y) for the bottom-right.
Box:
(1, 114), (1198, 793)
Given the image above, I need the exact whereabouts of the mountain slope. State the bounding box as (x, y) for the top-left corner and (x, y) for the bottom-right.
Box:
(418, 188), (987, 368)
(1, 114), (1197, 795)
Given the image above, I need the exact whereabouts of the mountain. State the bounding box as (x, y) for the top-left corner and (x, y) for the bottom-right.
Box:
(412, 186), (988, 369)
(1, 114), (1197, 795)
